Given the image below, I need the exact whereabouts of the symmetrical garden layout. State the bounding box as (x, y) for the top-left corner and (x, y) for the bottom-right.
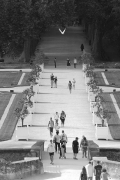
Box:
(0, 71), (30, 141)
(84, 64), (120, 140)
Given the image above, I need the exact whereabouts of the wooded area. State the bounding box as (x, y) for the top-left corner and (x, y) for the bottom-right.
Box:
(0, 0), (120, 62)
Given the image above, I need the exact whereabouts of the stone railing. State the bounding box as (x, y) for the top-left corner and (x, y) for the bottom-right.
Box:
(93, 157), (120, 180)
(0, 157), (44, 180)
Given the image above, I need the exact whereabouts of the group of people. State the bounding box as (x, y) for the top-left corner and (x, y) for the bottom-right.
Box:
(50, 73), (57, 88)
(72, 136), (88, 160)
(47, 130), (68, 164)
(81, 161), (110, 180)
(66, 57), (78, 68)
(47, 134), (89, 164)
(48, 111), (66, 137)
(68, 78), (76, 93)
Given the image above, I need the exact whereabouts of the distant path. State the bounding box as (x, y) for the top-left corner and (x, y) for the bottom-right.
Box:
(40, 26), (91, 67)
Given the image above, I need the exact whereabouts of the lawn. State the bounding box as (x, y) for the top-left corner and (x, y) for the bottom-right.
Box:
(0, 93), (12, 120)
(0, 93), (24, 141)
(94, 72), (105, 85)
(105, 71), (120, 87)
(101, 93), (120, 139)
(20, 72), (30, 86)
(0, 71), (22, 87)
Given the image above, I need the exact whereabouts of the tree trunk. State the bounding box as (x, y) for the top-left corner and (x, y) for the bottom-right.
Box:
(24, 37), (31, 63)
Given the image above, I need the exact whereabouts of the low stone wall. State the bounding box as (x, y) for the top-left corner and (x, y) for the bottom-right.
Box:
(93, 157), (120, 180)
(0, 157), (44, 180)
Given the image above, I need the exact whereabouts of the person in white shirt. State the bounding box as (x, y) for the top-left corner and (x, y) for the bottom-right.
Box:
(85, 161), (93, 180)
(47, 140), (55, 165)
(74, 57), (77, 68)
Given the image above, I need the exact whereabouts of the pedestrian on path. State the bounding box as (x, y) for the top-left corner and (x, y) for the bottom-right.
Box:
(48, 117), (54, 137)
(94, 161), (102, 180)
(60, 110), (66, 127)
(60, 130), (67, 153)
(80, 166), (87, 180)
(100, 168), (109, 180)
(54, 112), (59, 125)
(54, 76), (57, 88)
(60, 141), (66, 159)
(72, 78), (76, 89)
(74, 57), (77, 68)
(72, 137), (79, 160)
(47, 140), (55, 165)
(80, 136), (88, 158)
(81, 44), (84, 52)
(68, 81), (72, 93)
(50, 73), (54, 88)
(85, 161), (93, 180)
(66, 58), (71, 66)
(54, 57), (57, 68)
(53, 131), (61, 153)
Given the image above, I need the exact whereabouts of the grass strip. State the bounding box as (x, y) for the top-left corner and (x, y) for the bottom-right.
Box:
(94, 72), (105, 85)
(105, 71), (120, 87)
(0, 93), (23, 141)
(0, 93), (12, 120)
(101, 93), (120, 139)
(20, 72), (30, 86)
(0, 71), (22, 87)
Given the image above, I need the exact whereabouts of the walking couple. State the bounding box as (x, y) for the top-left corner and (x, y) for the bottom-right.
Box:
(68, 78), (76, 93)
(50, 73), (57, 88)
(72, 136), (88, 160)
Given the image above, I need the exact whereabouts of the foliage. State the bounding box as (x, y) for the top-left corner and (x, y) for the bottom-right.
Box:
(75, 0), (120, 60)
(0, 0), (51, 59)
(48, 0), (75, 27)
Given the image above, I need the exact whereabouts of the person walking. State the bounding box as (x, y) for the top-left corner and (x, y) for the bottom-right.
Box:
(80, 136), (88, 158)
(54, 76), (57, 88)
(60, 130), (68, 153)
(80, 166), (87, 180)
(74, 57), (77, 68)
(81, 44), (84, 52)
(54, 111), (59, 127)
(85, 161), (93, 180)
(53, 131), (61, 153)
(66, 58), (71, 66)
(54, 57), (57, 68)
(60, 110), (66, 127)
(100, 168), (109, 180)
(47, 140), (55, 165)
(72, 78), (76, 89)
(72, 137), (79, 159)
(50, 73), (54, 88)
(48, 117), (54, 137)
(60, 141), (66, 159)
(94, 161), (102, 180)
(68, 81), (72, 94)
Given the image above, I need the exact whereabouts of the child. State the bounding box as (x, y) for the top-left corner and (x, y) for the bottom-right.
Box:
(101, 168), (109, 180)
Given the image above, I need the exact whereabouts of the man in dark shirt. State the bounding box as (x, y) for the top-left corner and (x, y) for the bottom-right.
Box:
(94, 161), (102, 180)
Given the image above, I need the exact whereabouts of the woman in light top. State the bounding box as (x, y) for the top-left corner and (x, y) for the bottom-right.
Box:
(47, 140), (55, 165)
(100, 168), (110, 180)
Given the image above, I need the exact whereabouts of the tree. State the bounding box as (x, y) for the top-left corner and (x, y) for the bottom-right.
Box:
(3, 0), (51, 62)
(75, 0), (120, 61)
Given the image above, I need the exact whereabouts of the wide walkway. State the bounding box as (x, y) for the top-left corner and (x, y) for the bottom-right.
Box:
(31, 65), (95, 149)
